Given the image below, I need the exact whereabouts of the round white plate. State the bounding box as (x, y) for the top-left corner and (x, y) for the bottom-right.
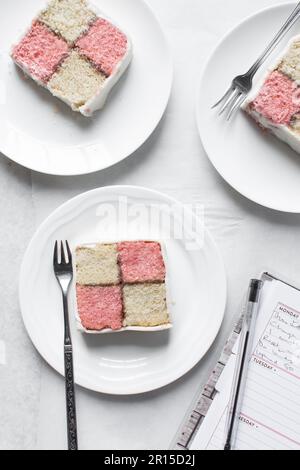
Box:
(197, 2), (300, 213)
(0, 0), (172, 176)
(19, 186), (227, 395)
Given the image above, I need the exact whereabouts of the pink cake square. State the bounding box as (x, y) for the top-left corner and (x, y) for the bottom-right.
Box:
(12, 21), (69, 83)
(76, 285), (123, 331)
(117, 241), (166, 284)
(76, 18), (128, 76)
(249, 71), (300, 125)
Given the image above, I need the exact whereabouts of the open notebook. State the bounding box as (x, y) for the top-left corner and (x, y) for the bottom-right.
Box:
(175, 274), (300, 451)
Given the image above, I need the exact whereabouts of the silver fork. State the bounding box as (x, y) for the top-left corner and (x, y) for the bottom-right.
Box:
(53, 241), (78, 451)
(213, 2), (300, 121)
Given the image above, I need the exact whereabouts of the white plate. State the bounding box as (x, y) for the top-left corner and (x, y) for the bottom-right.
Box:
(0, 0), (172, 176)
(19, 186), (227, 395)
(197, 2), (300, 213)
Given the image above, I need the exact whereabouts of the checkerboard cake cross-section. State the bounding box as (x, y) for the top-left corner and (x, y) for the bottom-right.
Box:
(11, 0), (132, 116)
(243, 34), (300, 153)
(75, 241), (171, 332)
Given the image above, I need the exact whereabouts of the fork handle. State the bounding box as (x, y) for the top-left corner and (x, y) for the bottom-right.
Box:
(248, 2), (300, 76)
(64, 345), (78, 451)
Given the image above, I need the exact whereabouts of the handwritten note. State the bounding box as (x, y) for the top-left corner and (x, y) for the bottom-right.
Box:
(191, 279), (300, 451)
(255, 303), (300, 377)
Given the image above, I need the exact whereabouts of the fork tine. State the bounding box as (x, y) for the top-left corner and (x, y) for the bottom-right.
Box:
(53, 241), (58, 265)
(212, 85), (234, 109)
(61, 241), (66, 264)
(66, 241), (72, 265)
(226, 93), (245, 121)
(218, 88), (239, 116)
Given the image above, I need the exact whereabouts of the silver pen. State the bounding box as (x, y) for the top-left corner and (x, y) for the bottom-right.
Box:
(224, 279), (263, 451)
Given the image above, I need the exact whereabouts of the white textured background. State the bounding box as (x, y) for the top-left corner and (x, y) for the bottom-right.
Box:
(2, 0), (300, 450)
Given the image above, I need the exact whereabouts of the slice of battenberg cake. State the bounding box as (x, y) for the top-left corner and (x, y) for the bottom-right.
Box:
(11, 0), (132, 116)
(243, 35), (300, 153)
(75, 241), (172, 333)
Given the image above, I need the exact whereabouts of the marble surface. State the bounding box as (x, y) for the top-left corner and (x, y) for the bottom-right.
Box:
(2, 0), (300, 450)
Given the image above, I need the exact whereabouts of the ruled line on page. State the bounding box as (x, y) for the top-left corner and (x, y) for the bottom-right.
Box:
(248, 371), (299, 399)
(245, 385), (300, 417)
(243, 398), (300, 430)
(204, 408), (289, 451)
(246, 374), (300, 409)
(240, 413), (300, 447)
(245, 378), (300, 416)
(241, 404), (300, 439)
(248, 425), (294, 451)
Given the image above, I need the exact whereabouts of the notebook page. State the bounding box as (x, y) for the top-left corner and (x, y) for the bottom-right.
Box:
(191, 279), (300, 451)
